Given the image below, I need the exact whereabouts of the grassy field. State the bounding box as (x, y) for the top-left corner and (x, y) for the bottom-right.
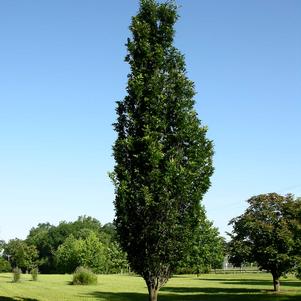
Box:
(0, 272), (300, 301)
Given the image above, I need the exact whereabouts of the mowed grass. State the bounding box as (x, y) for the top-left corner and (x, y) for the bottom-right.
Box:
(0, 272), (300, 301)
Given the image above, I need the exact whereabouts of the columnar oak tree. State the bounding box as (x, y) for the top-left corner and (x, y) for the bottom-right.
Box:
(111, 1), (213, 300)
(228, 193), (301, 292)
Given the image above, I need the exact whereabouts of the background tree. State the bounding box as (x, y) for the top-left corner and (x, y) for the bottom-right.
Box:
(54, 232), (107, 274)
(111, 1), (213, 300)
(102, 223), (117, 242)
(26, 223), (54, 273)
(4, 239), (38, 272)
(105, 241), (129, 274)
(228, 193), (301, 292)
(26, 216), (110, 273)
(0, 257), (11, 272)
(2, 216), (126, 275)
(179, 207), (225, 275)
(0, 240), (5, 251)
(54, 234), (81, 273)
(0, 240), (8, 272)
(286, 196), (301, 280)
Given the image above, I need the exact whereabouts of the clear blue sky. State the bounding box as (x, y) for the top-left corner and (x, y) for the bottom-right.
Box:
(0, 0), (300, 241)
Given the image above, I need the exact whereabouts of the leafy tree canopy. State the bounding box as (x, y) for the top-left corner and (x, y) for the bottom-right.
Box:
(179, 207), (225, 275)
(54, 232), (107, 274)
(228, 193), (301, 291)
(26, 216), (106, 273)
(112, 1), (213, 300)
(2, 216), (127, 275)
(4, 239), (38, 271)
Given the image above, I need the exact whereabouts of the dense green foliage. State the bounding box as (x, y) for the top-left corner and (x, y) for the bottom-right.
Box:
(112, 1), (213, 300)
(178, 207), (225, 275)
(25, 216), (107, 273)
(1, 214), (225, 276)
(55, 231), (107, 274)
(290, 196), (301, 280)
(228, 193), (301, 291)
(1, 216), (127, 275)
(0, 257), (11, 272)
(3, 239), (38, 272)
(72, 266), (98, 285)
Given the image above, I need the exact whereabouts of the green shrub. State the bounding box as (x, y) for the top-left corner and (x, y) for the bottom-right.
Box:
(72, 266), (97, 285)
(12, 267), (22, 282)
(31, 267), (38, 281)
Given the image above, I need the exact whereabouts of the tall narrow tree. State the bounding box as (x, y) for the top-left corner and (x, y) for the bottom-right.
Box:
(111, 1), (213, 300)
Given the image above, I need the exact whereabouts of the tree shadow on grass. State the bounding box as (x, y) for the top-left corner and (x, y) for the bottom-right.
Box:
(88, 290), (301, 301)
(198, 278), (272, 284)
(281, 281), (301, 287)
(161, 287), (260, 293)
(0, 297), (39, 301)
(197, 278), (301, 288)
(221, 281), (301, 288)
(89, 292), (146, 301)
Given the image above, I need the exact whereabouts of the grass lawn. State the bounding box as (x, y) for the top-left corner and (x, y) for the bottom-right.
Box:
(0, 272), (300, 301)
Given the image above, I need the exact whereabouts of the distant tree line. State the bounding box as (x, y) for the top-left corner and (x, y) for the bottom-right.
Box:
(0, 214), (224, 275)
(0, 216), (128, 274)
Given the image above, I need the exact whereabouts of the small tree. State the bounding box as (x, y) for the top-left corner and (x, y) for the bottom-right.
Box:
(112, 1), (213, 300)
(26, 222), (54, 274)
(54, 235), (81, 273)
(228, 193), (301, 292)
(4, 239), (38, 272)
(54, 232), (106, 274)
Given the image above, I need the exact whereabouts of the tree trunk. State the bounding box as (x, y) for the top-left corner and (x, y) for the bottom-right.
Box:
(148, 286), (158, 301)
(272, 273), (280, 292)
(145, 271), (169, 301)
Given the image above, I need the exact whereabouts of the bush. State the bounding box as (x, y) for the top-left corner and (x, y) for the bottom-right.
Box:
(31, 268), (38, 281)
(72, 266), (97, 285)
(12, 267), (22, 282)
